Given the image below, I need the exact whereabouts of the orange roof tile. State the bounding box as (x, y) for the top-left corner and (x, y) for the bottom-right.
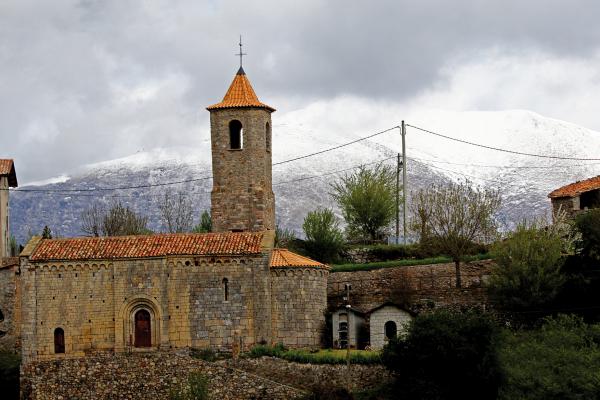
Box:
(206, 67), (275, 112)
(0, 159), (17, 187)
(29, 232), (264, 262)
(548, 175), (600, 198)
(270, 248), (329, 269)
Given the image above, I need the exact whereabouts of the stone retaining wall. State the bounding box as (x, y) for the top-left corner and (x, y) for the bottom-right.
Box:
(328, 260), (493, 314)
(21, 352), (304, 400)
(225, 356), (391, 393)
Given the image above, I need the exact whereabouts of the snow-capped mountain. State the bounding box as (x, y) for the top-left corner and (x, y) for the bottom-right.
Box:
(9, 108), (600, 244)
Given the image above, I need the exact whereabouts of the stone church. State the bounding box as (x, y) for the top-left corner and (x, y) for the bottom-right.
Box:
(0, 65), (329, 364)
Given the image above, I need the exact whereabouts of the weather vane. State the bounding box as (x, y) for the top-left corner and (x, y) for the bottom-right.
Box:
(235, 35), (247, 68)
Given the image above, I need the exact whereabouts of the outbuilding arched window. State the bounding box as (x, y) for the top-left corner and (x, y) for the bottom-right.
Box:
(384, 321), (397, 340)
(223, 278), (229, 301)
(229, 120), (243, 149)
(265, 122), (271, 152)
(54, 328), (65, 354)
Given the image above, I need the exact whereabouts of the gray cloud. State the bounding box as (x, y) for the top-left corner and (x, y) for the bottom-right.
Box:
(1, 0), (600, 182)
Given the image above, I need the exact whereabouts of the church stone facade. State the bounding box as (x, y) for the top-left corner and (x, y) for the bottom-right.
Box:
(1, 66), (329, 364)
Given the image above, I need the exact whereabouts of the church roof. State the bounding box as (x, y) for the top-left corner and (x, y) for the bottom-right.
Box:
(0, 159), (18, 187)
(269, 248), (329, 269)
(206, 67), (275, 112)
(548, 175), (600, 198)
(28, 231), (265, 262)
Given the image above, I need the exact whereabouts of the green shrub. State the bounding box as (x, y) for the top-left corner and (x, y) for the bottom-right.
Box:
(247, 343), (286, 358)
(169, 371), (210, 400)
(381, 309), (502, 400)
(489, 221), (565, 311)
(246, 346), (380, 365)
(191, 347), (217, 362)
(499, 314), (600, 400)
(0, 351), (20, 400)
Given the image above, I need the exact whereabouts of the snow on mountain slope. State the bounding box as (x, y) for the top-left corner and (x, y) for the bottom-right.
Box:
(9, 106), (600, 243)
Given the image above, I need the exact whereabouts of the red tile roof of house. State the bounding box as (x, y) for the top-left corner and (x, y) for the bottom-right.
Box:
(29, 232), (265, 262)
(269, 248), (329, 269)
(548, 175), (600, 198)
(0, 159), (17, 187)
(206, 67), (275, 112)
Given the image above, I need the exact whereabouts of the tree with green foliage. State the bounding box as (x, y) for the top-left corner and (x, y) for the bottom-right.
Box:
(411, 180), (501, 287)
(499, 314), (600, 400)
(557, 209), (600, 319)
(381, 309), (503, 400)
(488, 220), (566, 311)
(302, 208), (345, 263)
(574, 208), (600, 263)
(192, 210), (212, 233)
(331, 164), (397, 241)
(41, 225), (52, 239)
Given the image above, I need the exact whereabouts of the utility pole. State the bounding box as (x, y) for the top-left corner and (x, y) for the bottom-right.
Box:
(344, 283), (352, 392)
(401, 121), (407, 245)
(395, 153), (401, 245)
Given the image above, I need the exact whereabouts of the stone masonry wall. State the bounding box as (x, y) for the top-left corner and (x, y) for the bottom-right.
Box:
(0, 261), (18, 351)
(210, 108), (275, 232)
(328, 260), (493, 314)
(21, 352), (304, 400)
(20, 254), (271, 363)
(270, 267), (328, 347)
(1, 176), (9, 258)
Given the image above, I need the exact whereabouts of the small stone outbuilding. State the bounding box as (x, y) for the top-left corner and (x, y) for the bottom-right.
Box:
(331, 307), (365, 349)
(549, 175), (600, 219)
(368, 304), (412, 349)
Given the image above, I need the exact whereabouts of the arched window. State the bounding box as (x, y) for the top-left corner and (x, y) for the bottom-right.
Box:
(54, 328), (65, 354)
(384, 321), (397, 340)
(265, 122), (271, 152)
(223, 278), (229, 301)
(229, 120), (243, 149)
(0, 309), (4, 322)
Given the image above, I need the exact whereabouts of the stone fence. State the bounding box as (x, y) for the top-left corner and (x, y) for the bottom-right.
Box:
(328, 260), (494, 314)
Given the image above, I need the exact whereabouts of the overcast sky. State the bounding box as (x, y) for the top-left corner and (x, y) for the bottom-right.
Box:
(2, 0), (600, 183)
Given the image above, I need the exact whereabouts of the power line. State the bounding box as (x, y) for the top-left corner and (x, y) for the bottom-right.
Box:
(409, 155), (600, 170)
(273, 156), (396, 186)
(272, 126), (399, 166)
(9, 125), (400, 194)
(407, 124), (600, 161)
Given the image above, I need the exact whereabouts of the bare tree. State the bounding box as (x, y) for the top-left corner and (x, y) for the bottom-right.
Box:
(102, 201), (149, 236)
(81, 202), (105, 237)
(412, 180), (501, 288)
(158, 192), (194, 233)
(81, 201), (149, 236)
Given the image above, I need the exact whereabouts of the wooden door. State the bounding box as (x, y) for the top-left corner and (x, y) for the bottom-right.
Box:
(134, 309), (151, 347)
(54, 328), (65, 353)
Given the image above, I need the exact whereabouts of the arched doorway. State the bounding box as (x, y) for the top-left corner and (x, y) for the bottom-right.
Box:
(134, 309), (151, 347)
(384, 321), (397, 340)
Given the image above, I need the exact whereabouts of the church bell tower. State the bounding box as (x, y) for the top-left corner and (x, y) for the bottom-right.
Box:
(206, 47), (275, 232)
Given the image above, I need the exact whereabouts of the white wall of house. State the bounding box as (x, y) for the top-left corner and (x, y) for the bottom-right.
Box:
(369, 305), (412, 349)
(332, 309), (365, 349)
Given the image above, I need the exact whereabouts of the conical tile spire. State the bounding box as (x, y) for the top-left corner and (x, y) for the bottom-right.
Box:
(206, 68), (275, 112)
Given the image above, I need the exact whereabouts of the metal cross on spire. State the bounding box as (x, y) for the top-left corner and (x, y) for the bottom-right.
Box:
(235, 35), (247, 68)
